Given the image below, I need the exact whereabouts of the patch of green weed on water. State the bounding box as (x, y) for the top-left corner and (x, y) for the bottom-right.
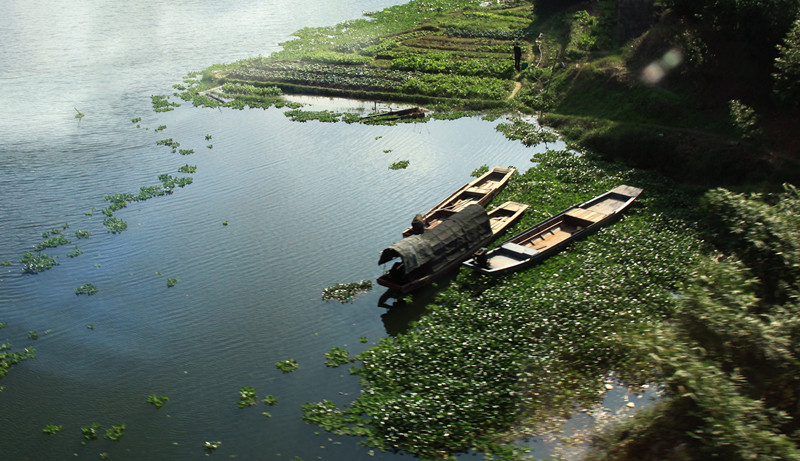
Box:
(238, 386), (257, 408)
(322, 280), (373, 303)
(151, 95), (180, 112)
(0, 343), (35, 378)
(42, 424), (63, 435)
(103, 424), (126, 441)
(389, 160), (409, 170)
(20, 252), (58, 274)
(103, 217), (127, 234)
(75, 284), (98, 296)
(81, 423), (100, 440)
(146, 394), (169, 409)
(276, 358), (299, 373)
(325, 346), (355, 367)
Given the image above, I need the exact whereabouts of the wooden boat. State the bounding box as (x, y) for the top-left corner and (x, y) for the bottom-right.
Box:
(462, 185), (643, 275)
(361, 106), (426, 121)
(378, 202), (526, 293)
(402, 166), (515, 237)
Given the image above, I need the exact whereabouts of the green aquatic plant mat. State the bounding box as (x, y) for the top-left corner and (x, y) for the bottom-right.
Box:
(238, 386), (257, 408)
(322, 280), (373, 303)
(276, 358), (299, 373)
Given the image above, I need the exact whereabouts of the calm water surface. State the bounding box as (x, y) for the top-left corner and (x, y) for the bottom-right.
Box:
(0, 1), (562, 459)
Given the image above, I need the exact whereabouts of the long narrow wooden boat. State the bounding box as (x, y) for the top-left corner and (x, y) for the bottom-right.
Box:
(361, 106), (427, 121)
(402, 166), (515, 237)
(378, 202), (526, 293)
(462, 185), (643, 275)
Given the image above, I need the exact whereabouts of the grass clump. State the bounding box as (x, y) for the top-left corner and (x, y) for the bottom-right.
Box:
(263, 395), (278, 406)
(166, 278), (178, 288)
(389, 160), (409, 170)
(178, 164), (197, 173)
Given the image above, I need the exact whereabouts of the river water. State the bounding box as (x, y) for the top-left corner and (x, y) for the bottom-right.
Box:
(0, 1), (562, 459)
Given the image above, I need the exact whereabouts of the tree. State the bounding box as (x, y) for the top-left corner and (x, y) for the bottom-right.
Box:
(773, 17), (800, 108)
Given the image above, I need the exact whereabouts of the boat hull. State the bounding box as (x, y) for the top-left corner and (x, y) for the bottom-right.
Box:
(380, 202), (527, 293)
(463, 185), (642, 275)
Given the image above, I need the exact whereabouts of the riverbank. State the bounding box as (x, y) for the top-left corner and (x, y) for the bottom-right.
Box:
(181, 0), (799, 187)
(171, 0), (800, 458)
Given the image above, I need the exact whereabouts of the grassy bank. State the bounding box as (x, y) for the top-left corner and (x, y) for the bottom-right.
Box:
(303, 150), (708, 458)
(179, 0), (799, 186)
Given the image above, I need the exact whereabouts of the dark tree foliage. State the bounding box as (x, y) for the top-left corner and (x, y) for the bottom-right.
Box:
(664, 0), (799, 46)
(773, 17), (800, 108)
(603, 185), (800, 460)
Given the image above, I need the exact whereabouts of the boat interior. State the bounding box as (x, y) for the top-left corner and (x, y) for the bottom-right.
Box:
(519, 207), (608, 251)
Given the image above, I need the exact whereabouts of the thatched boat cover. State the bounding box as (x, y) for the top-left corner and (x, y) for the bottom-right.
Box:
(379, 204), (491, 275)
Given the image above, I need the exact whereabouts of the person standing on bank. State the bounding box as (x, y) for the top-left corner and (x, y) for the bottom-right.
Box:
(513, 42), (522, 71)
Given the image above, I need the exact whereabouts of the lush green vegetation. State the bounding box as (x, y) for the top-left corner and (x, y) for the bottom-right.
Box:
(302, 149), (707, 458)
(167, 0), (800, 457)
(321, 280), (374, 303)
(166, 278), (178, 288)
(389, 160), (410, 170)
(178, 0), (800, 185)
(587, 185), (800, 460)
(263, 395), (278, 406)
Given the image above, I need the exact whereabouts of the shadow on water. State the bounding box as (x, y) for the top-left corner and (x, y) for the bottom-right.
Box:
(378, 272), (458, 336)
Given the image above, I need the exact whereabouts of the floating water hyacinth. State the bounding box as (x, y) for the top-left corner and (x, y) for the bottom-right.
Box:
(238, 386), (257, 408)
(42, 424), (63, 435)
(324, 346), (355, 367)
(20, 252), (58, 274)
(75, 284), (98, 296)
(321, 280), (373, 303)
(146, 394), (169, 409)
(81, 423), (100, 440)
(103, 424), (126, 441)
(275, 358), (299, 373)
(389, 160), (409, 170)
